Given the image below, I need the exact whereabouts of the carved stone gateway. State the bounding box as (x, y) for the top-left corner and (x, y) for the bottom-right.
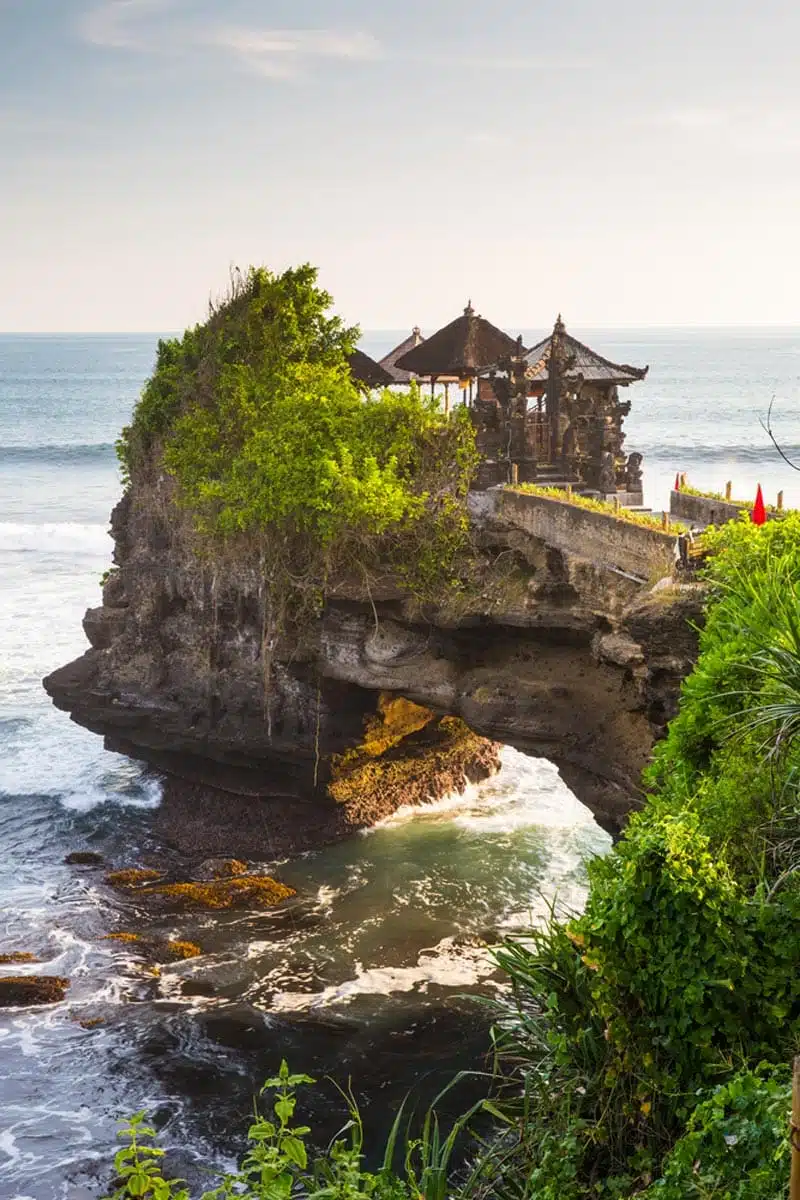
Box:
(474, 318), (648, 501)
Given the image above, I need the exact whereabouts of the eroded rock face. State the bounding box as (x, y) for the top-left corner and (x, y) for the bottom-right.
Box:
(43, 485), (705, 841)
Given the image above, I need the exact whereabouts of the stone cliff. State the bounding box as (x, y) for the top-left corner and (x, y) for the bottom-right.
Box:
(44, 482), (705, 852)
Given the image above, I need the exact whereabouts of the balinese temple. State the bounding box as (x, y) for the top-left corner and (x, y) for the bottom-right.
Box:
(394, 302), (519, 410)
(475, 316), (649, 502)
(378, 327), (427, 385)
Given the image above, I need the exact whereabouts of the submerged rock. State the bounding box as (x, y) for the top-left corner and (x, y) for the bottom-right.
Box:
(104, 933), (203, 961)
(146, 877), (296, 911)
(180, 978), (217, 998)
(0, 976), (69, 1006)
(103, 869), (296, 911)
(65, 851), (105, 866)
(105, 867), (164, 887)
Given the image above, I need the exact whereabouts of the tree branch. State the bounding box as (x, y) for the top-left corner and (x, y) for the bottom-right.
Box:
(760, 394), (800, 472)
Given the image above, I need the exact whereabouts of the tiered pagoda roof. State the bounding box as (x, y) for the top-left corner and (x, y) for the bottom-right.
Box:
(521, 317), (649, 386)
(395, 303), (520, 379)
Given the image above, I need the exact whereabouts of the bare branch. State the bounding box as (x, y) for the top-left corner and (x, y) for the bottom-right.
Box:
(759, 393), (800, 472)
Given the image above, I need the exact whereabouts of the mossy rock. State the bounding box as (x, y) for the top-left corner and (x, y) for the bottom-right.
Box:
(65, 851), (105, 866)
(146, 876), (296, 910)
(105, 868), (164, 888)
(0, 976), (69, 1006)
(196, 858), (251, 881)
(0, 952), (40, 965)
(104, 933), (202, 961)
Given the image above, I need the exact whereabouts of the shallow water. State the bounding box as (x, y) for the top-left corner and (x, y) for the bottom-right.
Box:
(3, 328), (799, 1197)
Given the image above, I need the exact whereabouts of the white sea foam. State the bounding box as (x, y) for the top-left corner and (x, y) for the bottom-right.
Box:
(0, 521), (109, 555)
(370, 747), (595, 836)
(270, 936), (498, 1012)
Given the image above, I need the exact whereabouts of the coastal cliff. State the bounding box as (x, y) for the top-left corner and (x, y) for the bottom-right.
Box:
(44, 478), (704, 851)
(43, 266), (705, 852)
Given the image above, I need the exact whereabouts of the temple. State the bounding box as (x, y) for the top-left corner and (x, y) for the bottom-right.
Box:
(475, 317), (648, 501)
(361, 309), (649, 505)
(394, 303), (519, 412)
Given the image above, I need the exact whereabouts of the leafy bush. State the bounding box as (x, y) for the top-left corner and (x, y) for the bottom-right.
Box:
(103, 1060), (506, 1200)
(473, 515), (800, 1197)
(117, 265), (479, 642)
(640, 1068), (791, 1200)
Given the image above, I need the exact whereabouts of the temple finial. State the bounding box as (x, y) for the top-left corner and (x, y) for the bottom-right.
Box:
(465, 300), (474, 316)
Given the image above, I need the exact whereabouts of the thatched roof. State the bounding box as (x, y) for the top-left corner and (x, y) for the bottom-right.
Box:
(347, 348), (394, 390)
(378, 327), (426, 383)
(522, 317), (648, 386)
(395, 303), (519, 379)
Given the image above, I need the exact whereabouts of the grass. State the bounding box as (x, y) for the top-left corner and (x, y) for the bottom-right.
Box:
(507, 483), (670, 532)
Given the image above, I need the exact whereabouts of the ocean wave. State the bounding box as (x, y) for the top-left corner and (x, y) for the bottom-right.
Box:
(0, 443), (116, 466)
(0, 521), (109, 555)
(638, 442), (800, 464)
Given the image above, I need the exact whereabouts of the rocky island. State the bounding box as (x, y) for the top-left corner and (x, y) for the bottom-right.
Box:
(44, 265), (703, 853)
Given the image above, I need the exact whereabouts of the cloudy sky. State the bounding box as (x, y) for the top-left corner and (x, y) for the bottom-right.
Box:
(2, 0), (799, 331)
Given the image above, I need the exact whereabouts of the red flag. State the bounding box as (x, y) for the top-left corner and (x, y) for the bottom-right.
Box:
(751, 484), (766, 526)
(674, 473), (681, 492)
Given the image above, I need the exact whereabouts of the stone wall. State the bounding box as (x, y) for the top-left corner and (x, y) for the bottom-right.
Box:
(496, 488), (675, 580)
(669, 489), (783, 528)
(669, 490), (746, 528)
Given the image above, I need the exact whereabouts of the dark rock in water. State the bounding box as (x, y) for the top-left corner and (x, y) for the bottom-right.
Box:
(104, 932), (202, 961)
(180, 978), (217, 997)
(0, 976), (69, 1006)
(65, 851), (105, 866)
(195, 857), (251, 880)
(105, 867), (164, 887)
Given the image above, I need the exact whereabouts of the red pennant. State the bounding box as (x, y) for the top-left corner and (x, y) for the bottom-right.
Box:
(674, 473), (681, 492)
(751, 484), (766, 526)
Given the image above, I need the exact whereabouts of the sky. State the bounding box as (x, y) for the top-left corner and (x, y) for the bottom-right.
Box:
(2, 0), (800, 332)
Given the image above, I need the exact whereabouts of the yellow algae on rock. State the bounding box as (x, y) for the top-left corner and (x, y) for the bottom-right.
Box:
(216, 859), (249, 877)
(148, 876), (295, 910)
(105, 868), (163, 888)
(0, 977), (70, 1006)
(0, 952), (40, 964)
(360, 693), (436, 758)
(163, 940), (202, 960)
(104, 933), (202, 960)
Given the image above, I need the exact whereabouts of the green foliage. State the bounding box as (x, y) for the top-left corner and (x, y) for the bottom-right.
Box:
(105, 1061), (408, 1199)
(104, 1112), (189, 1200)
(118, 265), (358, 477)
(639, 1068), (791, 1200)
(118, 264), (478, 616)
(469, 513), (800, 1197)
(103, 1061), (506, 1200)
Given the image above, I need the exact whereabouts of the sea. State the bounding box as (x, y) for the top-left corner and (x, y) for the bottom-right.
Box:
(2, 327), (800, 1199)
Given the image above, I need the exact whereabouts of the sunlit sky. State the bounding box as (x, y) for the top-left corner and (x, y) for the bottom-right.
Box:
(3, 0), (800, 332)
